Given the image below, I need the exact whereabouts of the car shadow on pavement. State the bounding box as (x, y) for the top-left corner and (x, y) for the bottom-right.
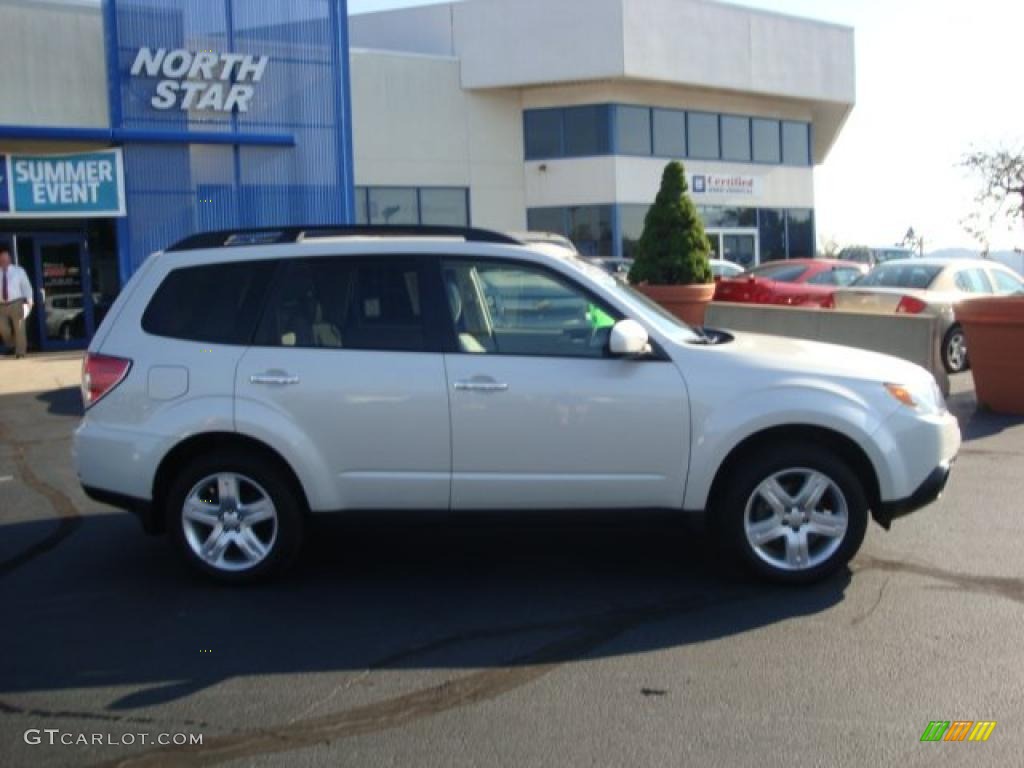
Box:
(0, 510), (850, 713)
(946, 386), (1024, 441)
(35, 386), (83, 418)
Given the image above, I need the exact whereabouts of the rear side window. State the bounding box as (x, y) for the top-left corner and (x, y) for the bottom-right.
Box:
(142, 260), (277, 344)
(859, 264), (941, 289)
(255, 257), (427, 352)
(749, 263), (807, 282)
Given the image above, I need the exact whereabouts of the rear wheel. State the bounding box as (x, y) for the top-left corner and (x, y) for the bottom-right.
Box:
(714, 444), (869, 584)
(942, 324), (968, 374)
(166, 451), (304, 583)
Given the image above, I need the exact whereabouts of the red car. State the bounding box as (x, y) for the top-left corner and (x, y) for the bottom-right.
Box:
(714, 259), (867, 307)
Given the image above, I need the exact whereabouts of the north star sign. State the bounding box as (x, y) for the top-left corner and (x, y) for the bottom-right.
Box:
(130, 47), (269, 113)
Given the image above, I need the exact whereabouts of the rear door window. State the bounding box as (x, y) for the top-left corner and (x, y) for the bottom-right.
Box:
(954, 269), (993, 294)
(142, 260), (277, 345)
(255, 257), (430, 352)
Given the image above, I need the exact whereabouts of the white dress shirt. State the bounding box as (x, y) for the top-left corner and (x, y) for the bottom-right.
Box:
(1, 264), (34, 305)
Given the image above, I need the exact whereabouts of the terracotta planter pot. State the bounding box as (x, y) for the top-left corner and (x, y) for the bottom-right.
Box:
(634, 282), (716, 326)
(957, 295), (1024, 416)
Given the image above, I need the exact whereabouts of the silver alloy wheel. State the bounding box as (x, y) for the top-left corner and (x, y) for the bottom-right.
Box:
(743, 468), (849, 572)
(946, 330), (967, 372)
(181, 472), (278, 572)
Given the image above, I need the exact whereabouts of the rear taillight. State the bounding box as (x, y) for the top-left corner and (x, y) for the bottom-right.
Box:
(81, 353), (131, 409)
(820, 294), (836, 309)
(895, 295), (927, 314)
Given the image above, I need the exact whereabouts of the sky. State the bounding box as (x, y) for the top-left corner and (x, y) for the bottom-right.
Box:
(348, 0), (1024, 252)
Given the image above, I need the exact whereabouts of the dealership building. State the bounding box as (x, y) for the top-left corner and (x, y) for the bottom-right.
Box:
(0, 0), (854, 349)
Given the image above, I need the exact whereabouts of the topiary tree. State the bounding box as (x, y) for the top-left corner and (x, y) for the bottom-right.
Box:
(628, 161), (713, 285)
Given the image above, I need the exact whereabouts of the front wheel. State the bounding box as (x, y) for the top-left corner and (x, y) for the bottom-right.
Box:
(942, 324), (969, 374)
(166, 451), (304, 584)
(714, 445), (869, 584)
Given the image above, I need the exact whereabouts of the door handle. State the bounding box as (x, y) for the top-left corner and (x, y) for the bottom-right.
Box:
(250, 372), (300, 386)
(453, 379), (509, 393)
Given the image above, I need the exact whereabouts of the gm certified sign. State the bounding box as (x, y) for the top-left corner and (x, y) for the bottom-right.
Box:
(131, 47), (269, 113)
(2, 150), (126, 218)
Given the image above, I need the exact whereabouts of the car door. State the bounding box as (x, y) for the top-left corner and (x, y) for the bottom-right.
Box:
(234, 254), (451, 511)
(438, 256), (690, 511)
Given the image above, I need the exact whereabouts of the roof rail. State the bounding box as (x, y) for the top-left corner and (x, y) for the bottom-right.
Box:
(166, 225), (523, 252)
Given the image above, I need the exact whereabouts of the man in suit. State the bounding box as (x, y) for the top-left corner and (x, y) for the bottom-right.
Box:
(0, 245), (34, 358)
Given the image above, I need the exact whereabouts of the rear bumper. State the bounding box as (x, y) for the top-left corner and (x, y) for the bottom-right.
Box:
(82, 485), (162, 535)
(873, 461), (952, 529)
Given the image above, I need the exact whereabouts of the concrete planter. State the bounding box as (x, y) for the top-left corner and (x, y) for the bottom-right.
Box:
(635, 283), (716, 326)
(957, 296), (1024, 415)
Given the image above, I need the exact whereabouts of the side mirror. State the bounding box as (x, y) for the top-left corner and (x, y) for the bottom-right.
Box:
(609, 318), (651, 357)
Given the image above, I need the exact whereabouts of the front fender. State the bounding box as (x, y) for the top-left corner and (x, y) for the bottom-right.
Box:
(683, 378), (898, 510)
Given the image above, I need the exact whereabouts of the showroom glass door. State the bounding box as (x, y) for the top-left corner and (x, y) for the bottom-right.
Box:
(708, 229), (759, 269)
(30, 234), (93, 351)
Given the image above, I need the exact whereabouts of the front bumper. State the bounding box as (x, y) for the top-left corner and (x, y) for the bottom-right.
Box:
(873, 461), (952, 529)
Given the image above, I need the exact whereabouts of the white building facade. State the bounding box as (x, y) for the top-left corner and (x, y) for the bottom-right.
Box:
(350, 0), (856, 264)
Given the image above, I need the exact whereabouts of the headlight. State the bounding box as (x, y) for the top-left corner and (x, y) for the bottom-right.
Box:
(884, 380), (945, 415)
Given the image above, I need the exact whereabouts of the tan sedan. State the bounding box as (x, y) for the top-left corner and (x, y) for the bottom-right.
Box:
(828, 258), (1024, 373)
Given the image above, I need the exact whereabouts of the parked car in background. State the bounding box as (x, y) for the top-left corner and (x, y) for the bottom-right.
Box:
(507, 231), (578, 254)
(710, 258), (745, 279)
(74, 226), (959, 586)
(587, 257), (633, 280)
(44, 292), (104, 341)
(827, 258), (1024, 373)
(714, 259), (867, 307)
(839, 246), (916, 268)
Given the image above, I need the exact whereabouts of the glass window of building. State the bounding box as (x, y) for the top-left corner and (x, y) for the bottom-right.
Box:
(354, 187), (369, 225)
(687, 112), (719, 159)
(758, 208), (786, 261)
(563, 105), (611, 157)
(368, 188), (418, 225)
(420, 188), (469, 227)
(615, 106), (652, 156)
(567, 205), (614, 256)
(524, 109), (563, 159)
(782, 122), (811, 166)
(698, 206), (757, 229)
(653, 109), (686, 157)
(527, 208), (568, 236)
(620, 204), (650, 258)
(752, 118), (781, 164)
(786, 209), (814, 258)
(720, 115), (751, 162)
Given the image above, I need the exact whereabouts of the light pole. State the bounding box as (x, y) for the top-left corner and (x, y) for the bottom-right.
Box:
(900, 227), (925, 257)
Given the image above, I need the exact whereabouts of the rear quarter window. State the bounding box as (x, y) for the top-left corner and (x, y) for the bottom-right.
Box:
(142, 260), (277, 345)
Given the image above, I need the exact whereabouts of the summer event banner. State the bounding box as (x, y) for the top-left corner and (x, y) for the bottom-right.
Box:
(0, 149), (126, 218)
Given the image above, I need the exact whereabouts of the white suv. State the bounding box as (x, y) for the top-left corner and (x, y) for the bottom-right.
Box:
(73, 227), (961, 584)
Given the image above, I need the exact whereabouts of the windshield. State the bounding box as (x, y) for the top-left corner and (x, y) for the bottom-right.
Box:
(559, 255), (700, 341)
(855, 263), (942, 289)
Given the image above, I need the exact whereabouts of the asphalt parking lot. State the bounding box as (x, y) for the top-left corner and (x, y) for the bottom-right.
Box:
(0, 353), (1022, 768)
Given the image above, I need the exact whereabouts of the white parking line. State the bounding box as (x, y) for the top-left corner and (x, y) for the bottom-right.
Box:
(0, 476), (13, 483)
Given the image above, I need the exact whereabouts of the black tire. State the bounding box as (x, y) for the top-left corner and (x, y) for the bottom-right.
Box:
(165, 450), (304, 584)
(941, 324), (969, 374)
(712, 443), (869, 585)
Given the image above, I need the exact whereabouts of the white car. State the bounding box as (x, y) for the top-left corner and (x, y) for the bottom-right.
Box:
(74, 226), (961, 585)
